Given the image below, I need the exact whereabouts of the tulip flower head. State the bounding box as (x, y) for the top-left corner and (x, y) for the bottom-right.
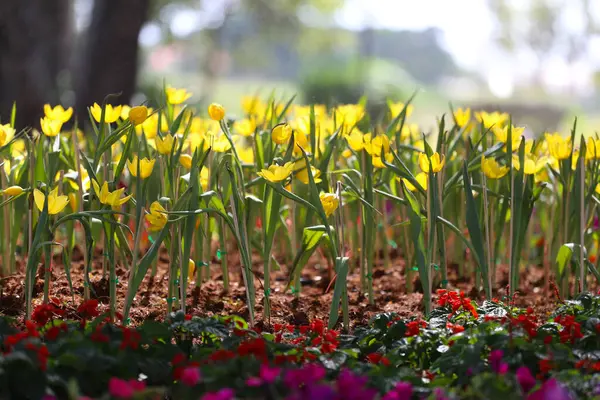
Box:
(40, 117), (63, 137)
(92, 180), (132, 210)
(257, 162), (294, 183)
(208, 103), (225, 121)
(44, 104), (73, 123)
(128, 106), (148, 126)
(33, 187), (69, 215)
(146, 201), (168, 232)
(127, 155), (155, 179)
(1, 185), (24, 196)
(481, 156), (509, 179)
(319, 192), (339, 217)
(91, 103), (123, 123)
(156, 133), (176, 155)
(166, 87), (192, 105)
(418, 152), (445, 173)
(271, 123), (292, 145)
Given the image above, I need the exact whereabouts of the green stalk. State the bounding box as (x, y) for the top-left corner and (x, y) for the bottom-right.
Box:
(218, 219), (229, 291)
(362, 151), (375, 304)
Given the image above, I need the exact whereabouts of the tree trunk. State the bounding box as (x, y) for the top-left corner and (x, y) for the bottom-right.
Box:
(75, 0), (150, 125)
(0, 0), (71, 130)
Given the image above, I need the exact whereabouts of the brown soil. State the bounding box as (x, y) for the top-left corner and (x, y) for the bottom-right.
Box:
(0, 242), (591, 329)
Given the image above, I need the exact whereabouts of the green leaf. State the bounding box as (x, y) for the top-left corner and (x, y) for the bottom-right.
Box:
(462, 162), (490, 297)
(286, 226), (328, 290)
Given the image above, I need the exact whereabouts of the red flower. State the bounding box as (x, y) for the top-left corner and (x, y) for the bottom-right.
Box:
(555, 315), (583, 344)
(310, 320), (325, 335)
(366, 353), (391, 366)
(90, 325), (110, 343)
(44, 323), (67, 341)
(119, 327), (141, 350)
(208, 349), (235, 363)
(299, 325), (310, 335)
(237, 337), (267, 360)
(446, 323), (465, 334)
(539, 358), (555, 374)
(77, 299), (100, 319)
(405, 320), (426, 337)
(32, 304), (64, 326)
(273, 324), (283, 332)
(436, 289), (478, 318)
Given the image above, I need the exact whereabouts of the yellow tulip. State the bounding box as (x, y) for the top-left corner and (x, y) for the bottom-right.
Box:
(294, 160), (322, 184)
(389, 102), (414, 119)
(212, 135), (232, 153)
(200, 168), (210, 191)
(33, 187), (69, 215)
(120, 105), (131, 120)
(400, 124), (420, 142)
(92, 180), (132, 209)
(335, 104), (365, 131)
(69, 192), (78, 212)
(402, 172), (428, 192)
(257, 162), (294, 183)
(493, 125), (524, 152)
(127, 155), (155, 179)
(91, 103), (123, 123)
(271, 123), (292, 145)
(364, 134), (390, 156)
(40, 117), (63, 137)
(156, 133), (176, 155)
(545, 133), (571, 160)
(241, 96), (265, 115)
(418, 152), (445, 173)
(238, 147), (254, 164)
(233, 118), (256, 137)
(2, 185), (24, 196)
(512, 154), (548, 175)
(179, 154), (193, 169)
(208, 103), (225, 121)
(145, 201), (168, 232)
(44, 104), (73, 123)
(319, 192), (339, 217)
(128, 106), (148, 126)
(188, 259), (196, 276)
(586, 137), (600, 160)
(166, 87), (192, 105)
(293, 129), (309, 155)
(453, 107), (471, 128)
(475, 111), (509, 129)
(372, 152), (393, 169)
(346, 130), (365, 151)
(481, 156), (509, 179)
(0, 124), (15, 147)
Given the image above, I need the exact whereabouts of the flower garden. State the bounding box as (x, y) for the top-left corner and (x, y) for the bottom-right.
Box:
(0, 88), (599, 399)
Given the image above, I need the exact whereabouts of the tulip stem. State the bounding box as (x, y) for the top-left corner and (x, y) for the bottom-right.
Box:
(482, 174), (493, 298)
(1, 156), (10, 275)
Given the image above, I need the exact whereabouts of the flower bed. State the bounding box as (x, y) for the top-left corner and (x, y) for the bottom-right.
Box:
(3, 292), (600, 399)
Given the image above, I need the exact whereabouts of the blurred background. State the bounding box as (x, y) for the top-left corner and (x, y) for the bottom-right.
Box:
(2, 0), (600, 133)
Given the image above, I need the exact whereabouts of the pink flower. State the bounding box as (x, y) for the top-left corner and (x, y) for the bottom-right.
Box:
(181, 366), (202, 387)
(201, 388), (235, 400)
(109, 378), (134, 399)
(108, 377), (145, 399)
(259, 364), (280, 384)
(246, 376), (263, 387)
(516, 366), (536, 393)
(489, 350), (509, 375)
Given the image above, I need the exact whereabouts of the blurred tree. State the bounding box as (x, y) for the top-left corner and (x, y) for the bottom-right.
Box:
(487, 0), (600, 89)
(0, 0), (71, 128)
(75, 0), (151, 124)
